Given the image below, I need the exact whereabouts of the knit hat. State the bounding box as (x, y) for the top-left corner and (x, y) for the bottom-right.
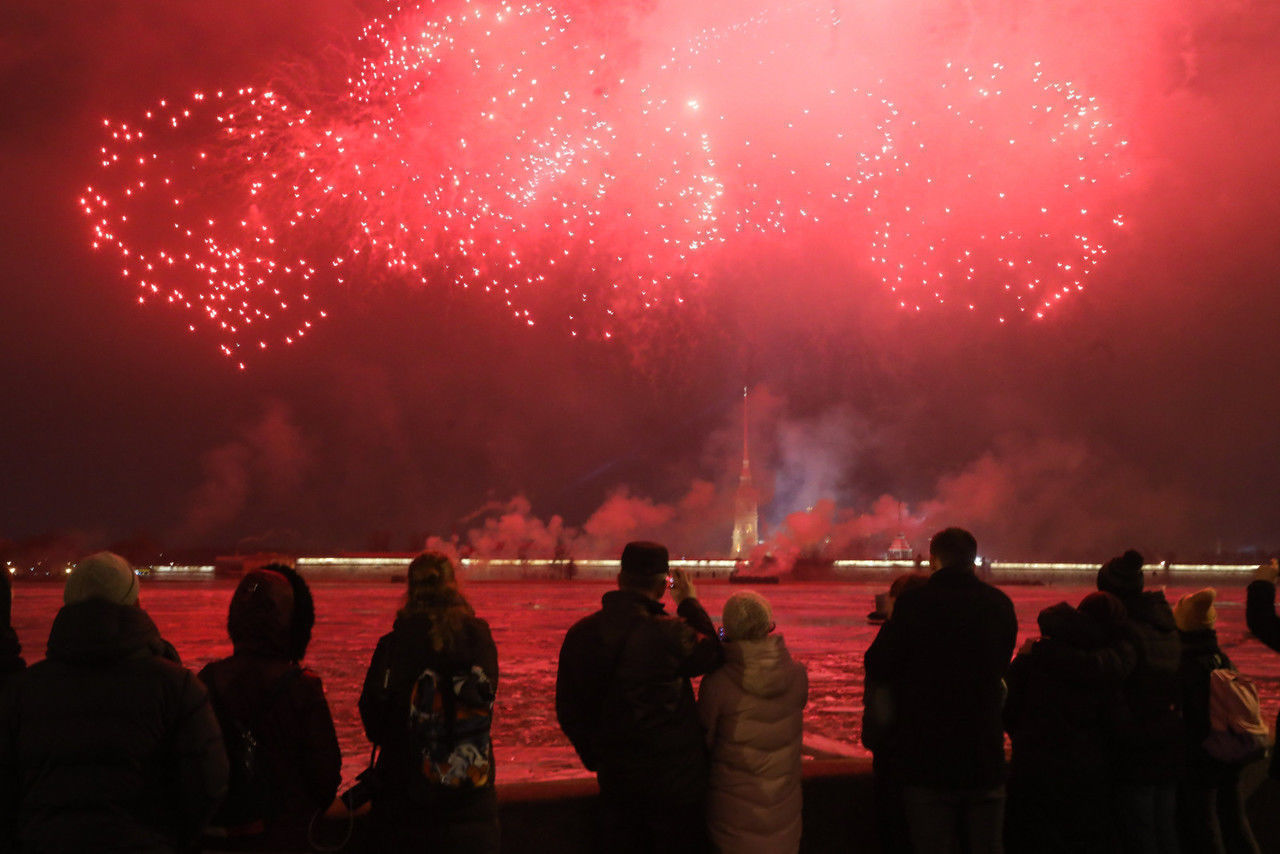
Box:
(64, 552), (139, 606)
(1097, 549), (1145, 596)
(722, 591), (774, 641)
(1174, 587), (1217, 632)
(620, 541), (668, 577)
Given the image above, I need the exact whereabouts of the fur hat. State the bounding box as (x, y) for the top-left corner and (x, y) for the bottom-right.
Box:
(64, 552), (139, 606)
(620, 541), (668, 577)
(1174, 587), (1218, 632)
(722, 591), (774, 641)
(1097, 549), (1145, 596)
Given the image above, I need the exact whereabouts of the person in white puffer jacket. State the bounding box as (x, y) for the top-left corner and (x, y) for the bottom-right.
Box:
(698, 591), (809, 854)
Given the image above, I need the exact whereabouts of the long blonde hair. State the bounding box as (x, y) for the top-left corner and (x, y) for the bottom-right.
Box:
(399, 551), (475, 652)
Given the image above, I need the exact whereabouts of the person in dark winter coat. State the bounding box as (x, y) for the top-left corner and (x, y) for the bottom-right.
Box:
(0, 552), (228, 854)
(0, 567), (24, 693)
(199, 566), (342, 852)
(1244, 558), (1280, 781)
(1096, 549), (1184, 854)
(358, 551), (500, 854)
(863, 528), (1018, 854)
(1174, 588), (1262, 854)
(861, 571), (929, 854)
(1003, 593), (1135, 854)
(556, 541), (722, 854)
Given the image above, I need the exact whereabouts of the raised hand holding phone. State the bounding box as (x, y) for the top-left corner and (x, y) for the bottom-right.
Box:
(669, 568), (697, 604)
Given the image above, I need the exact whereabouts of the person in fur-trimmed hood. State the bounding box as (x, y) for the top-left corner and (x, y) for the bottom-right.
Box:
(199, 565), (341, 852)
(698, 591), (807, 854)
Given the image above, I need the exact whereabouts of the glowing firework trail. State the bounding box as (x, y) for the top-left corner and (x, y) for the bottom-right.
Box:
(867, 61), (1130, 320)
(81, 0), (1129, 365)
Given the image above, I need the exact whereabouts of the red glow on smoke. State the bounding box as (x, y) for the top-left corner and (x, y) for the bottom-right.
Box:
(81, 0), (1130, 363)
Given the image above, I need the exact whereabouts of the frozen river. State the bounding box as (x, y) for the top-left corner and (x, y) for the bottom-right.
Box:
(10, 578), (1280, 786)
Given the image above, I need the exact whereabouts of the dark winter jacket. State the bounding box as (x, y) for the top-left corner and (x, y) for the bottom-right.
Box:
(1244, 579), (1280, 778)
(0, 628), (20, 696)
(1177, 627), (1236, 775)
(198, 656), (341, 850)
(1004, 602), (1136, 786)
(555, 589), (721, 804)
(0, 599), (228, 854)
(1109, 590), (1184, 783)
(0, 572), (23, 693)
(358, 610), (499, 835)
(863, 563), (1018, 788)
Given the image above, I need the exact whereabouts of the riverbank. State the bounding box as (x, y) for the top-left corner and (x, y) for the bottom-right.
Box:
(490, 757), (1280, 852)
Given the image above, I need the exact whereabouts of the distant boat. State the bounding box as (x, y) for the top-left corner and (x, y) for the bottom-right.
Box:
(866, 592), (891, 624)
(790, 556), (837, 580)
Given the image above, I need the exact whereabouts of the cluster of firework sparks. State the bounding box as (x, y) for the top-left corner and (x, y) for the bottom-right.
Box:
(80, 0), (1131, 366)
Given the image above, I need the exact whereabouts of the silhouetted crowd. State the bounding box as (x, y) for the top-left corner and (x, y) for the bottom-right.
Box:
(1, 532), (1278, 854)
(863, 534), (1274, 854)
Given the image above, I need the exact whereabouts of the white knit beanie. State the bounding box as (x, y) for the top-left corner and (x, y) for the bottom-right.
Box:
(64, 552), (139, 606)
(722, 591), (774, 641)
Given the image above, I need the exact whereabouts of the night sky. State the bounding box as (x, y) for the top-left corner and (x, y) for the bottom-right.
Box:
(2, 0), (1278, 562)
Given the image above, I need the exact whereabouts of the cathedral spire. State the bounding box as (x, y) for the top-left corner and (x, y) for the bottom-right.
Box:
(732, 387), (760, 557)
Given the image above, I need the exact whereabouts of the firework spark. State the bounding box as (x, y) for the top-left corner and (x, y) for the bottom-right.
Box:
(867, 61), (1129, 321)
(82, 0), (1130, 365)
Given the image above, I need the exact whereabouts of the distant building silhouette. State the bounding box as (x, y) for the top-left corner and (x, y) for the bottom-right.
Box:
(732, 388), (760, 558)
(887, 533), (913, 561)
(886, 504), (913, 560)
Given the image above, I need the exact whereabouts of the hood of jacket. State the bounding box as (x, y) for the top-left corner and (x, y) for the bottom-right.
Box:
(45, 598), (169, 665)
(720, 634), (798, 699)
(228, 568), (294, 658)
(1177, 627), (1222, 659)
(1037, 602), (1104, 648)
(1123, 590), (1178, 632)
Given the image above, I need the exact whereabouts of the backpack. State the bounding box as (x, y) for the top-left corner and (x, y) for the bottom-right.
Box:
(1202, 665), (1271, 766)
(207, 667), (301, 834)
(407, 664), (495, 788)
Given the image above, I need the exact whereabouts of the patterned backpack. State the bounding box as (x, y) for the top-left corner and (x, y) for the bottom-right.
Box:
(407, 664), (495, 788)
